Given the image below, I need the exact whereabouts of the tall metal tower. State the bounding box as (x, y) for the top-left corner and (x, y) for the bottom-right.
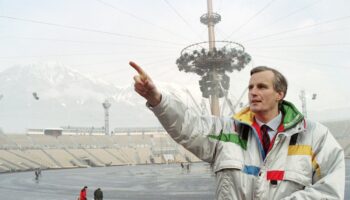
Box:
(102, 100), (111, 136)
(176, 0), (251, 116)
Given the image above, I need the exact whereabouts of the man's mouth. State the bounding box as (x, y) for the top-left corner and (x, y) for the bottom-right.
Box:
(251, 100), (261, 103)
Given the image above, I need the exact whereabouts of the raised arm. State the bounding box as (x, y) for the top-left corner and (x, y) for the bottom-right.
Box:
(129, 61), (162, 107)
(129, 61), (222, 163)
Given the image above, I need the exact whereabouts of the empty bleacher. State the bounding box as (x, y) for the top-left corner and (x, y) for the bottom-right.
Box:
(30, 135), (60, 147)
(21, 149), (60, 169)
(85, 148), (123, 166)
(136, 147), (152, 164)
(7, 135), (33, 148)
(0, 150), (39, 171)
(104, 148), (130, 164)
(0, 131), (204, 173)
(43, 149), (79, 168)
(67, 149), (105, 167)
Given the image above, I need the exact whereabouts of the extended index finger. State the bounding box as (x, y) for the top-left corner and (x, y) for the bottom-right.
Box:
(129, 61), (146, 76)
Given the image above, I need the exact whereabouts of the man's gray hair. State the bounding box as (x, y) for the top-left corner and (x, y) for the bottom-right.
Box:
(250, 66), (288, 99)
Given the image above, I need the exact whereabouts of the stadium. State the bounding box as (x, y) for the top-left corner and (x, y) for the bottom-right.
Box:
(0, 120), (349, 173)
(0, 127), (202, 173)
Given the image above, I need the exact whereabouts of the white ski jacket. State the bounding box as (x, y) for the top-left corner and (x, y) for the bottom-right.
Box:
(149, 94), (345, 200)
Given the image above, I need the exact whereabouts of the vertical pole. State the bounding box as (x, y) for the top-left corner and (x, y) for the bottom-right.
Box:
(299, 90), (307, 118)
(207, 0), (216, 50)
(105, 108), (109, 136)
(206, 0), (220, 116)
(102, 100), (111, 136)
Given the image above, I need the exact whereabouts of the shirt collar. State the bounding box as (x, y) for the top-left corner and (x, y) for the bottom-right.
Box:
(256, 112), (282, 131)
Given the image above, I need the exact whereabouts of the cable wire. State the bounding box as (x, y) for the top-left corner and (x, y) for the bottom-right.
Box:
(242, 15), (350, 43)
(226, 0), (279, 39)
(163, 0), (204, 40)
(93, 0), (193, 42)
(248, 42), (350, 49)
(0, 36), (184, 49)
(0, 15), (186, 46)
(253, 54), (349, 70)
(243, 26), (350, 44)
(237, 0), (324, 41)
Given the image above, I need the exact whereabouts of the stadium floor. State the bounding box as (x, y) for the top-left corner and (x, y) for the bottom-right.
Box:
(0, 160), (349, 200)
(0, 162), (215, 200)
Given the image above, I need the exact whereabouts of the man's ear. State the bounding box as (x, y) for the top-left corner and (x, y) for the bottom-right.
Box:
(276, 91), (284, 101)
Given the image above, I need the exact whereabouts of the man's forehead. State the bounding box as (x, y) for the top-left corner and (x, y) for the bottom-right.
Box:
(249, 71), (274, 84)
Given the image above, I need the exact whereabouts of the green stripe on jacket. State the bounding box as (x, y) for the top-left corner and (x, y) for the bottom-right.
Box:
(208, 133), (247, 150)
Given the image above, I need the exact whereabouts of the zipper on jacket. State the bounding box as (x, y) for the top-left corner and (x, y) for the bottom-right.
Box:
(264, 135), (284, 163)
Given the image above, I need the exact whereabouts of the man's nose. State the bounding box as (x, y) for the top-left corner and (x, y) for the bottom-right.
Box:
(249, 87), (257, 95)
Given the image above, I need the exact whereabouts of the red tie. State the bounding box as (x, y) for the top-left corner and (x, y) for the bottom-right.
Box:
(261, 125), (270, 155)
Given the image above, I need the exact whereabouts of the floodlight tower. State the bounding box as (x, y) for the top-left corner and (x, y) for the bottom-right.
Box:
(102, 100), (111, 136)
(299, 90), (307, 117)
(176, 0), (251, 116)
(299, 90), (317, 118)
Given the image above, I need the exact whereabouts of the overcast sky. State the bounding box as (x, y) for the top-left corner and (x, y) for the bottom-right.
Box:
(0, 0), (350, 114)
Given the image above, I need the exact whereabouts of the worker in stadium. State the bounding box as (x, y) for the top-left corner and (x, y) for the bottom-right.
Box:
(94, 188), (103, 200)
(79, 186), (88, 200)
(129, 61), (345, 199)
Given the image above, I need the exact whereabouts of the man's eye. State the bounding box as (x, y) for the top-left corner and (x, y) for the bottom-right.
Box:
(257, 84), (268, 89)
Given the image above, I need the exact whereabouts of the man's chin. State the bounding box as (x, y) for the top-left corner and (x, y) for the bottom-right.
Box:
(250, 106), (261, 113)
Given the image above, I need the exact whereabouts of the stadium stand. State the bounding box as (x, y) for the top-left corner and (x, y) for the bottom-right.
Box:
(24, 149), (61, 169)
(0, 122), (349, 173)
(66, 148), (105, 167)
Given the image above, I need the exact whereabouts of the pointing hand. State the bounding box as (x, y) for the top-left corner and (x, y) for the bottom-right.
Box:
(129, 61), (161, 106)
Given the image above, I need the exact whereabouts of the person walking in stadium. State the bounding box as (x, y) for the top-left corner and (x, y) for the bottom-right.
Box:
(79, 186), (88, 200)
(94, 188), (103, 200)
(34, 170), (39, 181)
(130, 61), (345, 199)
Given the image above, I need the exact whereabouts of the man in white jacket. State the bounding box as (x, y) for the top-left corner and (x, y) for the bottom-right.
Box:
(130, 61), (345, 199)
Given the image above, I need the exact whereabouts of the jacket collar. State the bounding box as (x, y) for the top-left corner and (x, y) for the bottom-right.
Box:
(234, 100), (304, 132)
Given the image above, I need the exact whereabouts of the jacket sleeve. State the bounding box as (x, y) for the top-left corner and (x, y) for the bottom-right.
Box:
(149, 93), (226, 163)
(282, 122), (345, 200)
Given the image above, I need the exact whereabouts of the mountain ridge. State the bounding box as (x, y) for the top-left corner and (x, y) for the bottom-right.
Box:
(0, 63), (349, 133)
(0, 63), (198, 133)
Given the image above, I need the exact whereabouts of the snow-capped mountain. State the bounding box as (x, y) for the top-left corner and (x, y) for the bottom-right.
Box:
(0, 63), (200, 133)
(1, 63), (349, 134)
